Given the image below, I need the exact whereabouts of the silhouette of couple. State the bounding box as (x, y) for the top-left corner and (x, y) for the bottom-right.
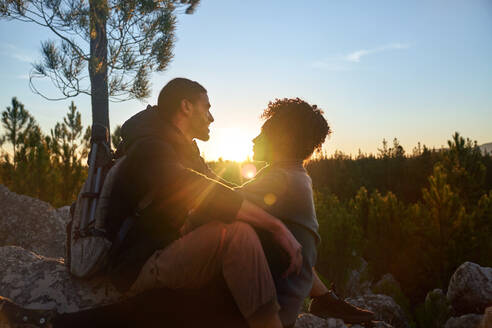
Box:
(0, 78), (373, 328)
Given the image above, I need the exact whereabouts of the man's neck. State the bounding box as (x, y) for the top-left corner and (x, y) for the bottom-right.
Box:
(171, 117), (194, 144)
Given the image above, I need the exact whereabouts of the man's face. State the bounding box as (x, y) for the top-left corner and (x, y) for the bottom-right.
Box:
(252, 129), (273, 162)
(189, 92), (214, 141)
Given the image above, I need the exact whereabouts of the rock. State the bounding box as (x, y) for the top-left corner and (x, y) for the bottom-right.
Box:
(0, 185), (68, 258)
(345, 258), (372, 297)
(346, 294), (409, 328)
(0, 246), (122, 313)
(294, 313), (394, 328)
(444, 314), (483, 328)
(373, 274), (401, 292)
(351, 322), (394, 328)
(294, 313), (346, 328)
(372, 273), (410, 317)
(56, 205), (72, 226)
(447, 262), (492, 315)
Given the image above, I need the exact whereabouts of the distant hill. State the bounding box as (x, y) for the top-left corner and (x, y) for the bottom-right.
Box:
(480, 142), (492, 155)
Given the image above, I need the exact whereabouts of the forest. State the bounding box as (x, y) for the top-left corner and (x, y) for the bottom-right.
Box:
(1, 97), (491, 326)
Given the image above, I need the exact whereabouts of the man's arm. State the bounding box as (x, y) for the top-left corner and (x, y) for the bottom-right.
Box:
(129, 139), (302, 275)
(236, 200), (303, 277)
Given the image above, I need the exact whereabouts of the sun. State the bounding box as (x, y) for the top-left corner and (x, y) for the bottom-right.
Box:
(214, 128), (253, 162)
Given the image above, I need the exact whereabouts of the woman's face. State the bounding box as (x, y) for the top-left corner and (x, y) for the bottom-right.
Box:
(252, 130), (273, 162)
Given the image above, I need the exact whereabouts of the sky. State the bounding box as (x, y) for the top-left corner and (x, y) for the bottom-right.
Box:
(0, 0), (491, 161)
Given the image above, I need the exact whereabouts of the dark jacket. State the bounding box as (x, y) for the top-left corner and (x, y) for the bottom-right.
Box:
(106, 106), (243, 291)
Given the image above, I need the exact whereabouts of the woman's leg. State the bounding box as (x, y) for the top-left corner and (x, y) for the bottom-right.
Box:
(310, 268), (329, 297)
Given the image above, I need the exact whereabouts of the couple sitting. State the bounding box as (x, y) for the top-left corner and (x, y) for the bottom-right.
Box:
(1, 78), (373, 327)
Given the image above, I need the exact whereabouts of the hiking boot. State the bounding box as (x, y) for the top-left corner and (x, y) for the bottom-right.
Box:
(0, 296), (55, 328)
(309, 290), (375, 324)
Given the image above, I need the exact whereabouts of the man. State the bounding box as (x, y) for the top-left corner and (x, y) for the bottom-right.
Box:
(0, 78), (301, 328)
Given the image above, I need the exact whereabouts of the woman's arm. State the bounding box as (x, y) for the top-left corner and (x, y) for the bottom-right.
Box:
(236, 199), (303, 277)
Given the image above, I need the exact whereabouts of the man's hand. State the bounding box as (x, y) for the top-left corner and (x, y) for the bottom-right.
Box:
(236, 200), (303, 277)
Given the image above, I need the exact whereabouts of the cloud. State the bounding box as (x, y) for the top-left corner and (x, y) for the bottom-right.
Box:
(0, 43), (34, 63)
(344, 43), (411, 63)
(313, 42), (412, 70)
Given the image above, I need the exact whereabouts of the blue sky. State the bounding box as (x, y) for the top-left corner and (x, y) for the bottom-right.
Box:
(1, 0), (491, 161)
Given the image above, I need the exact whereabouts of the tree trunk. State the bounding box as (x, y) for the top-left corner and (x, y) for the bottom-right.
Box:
(89, 0), (110, 135)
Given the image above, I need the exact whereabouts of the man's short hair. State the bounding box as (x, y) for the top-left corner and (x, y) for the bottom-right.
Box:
(157, 78), (207, 118)
(261, 98), (331, 160)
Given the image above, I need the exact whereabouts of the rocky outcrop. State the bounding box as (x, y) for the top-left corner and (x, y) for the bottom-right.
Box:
(444, 314), (483, 328)
(0, 246), (122, 313)
(294, 313), (394, 328)
(346, 294), (408, 328)
(0, 185), (68, 258)
(295, 313), (341, 328)
(447, 262), (492, 315)
(372, 274), (400, 294)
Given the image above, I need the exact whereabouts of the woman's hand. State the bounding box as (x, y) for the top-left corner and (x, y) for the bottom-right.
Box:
(270, 222), (303, 278)
(236, 199), (303, 277)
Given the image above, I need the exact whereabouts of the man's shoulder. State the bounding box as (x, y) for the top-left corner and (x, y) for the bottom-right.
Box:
(126, 135), (176, 158)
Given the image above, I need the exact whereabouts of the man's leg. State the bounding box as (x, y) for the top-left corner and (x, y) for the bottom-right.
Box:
(130, 221), (282, 328)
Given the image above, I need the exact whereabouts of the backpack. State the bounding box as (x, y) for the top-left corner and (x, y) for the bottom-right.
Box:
(66, 125), (153, 279)
(65, 124), (115, 278)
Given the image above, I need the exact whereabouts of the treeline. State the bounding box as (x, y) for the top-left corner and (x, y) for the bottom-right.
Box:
(306, 135), (492, 302)
(0, 97), (121, 207)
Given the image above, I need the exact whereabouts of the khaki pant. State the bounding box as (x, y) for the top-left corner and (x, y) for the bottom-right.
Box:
(130, 221), (280, 321)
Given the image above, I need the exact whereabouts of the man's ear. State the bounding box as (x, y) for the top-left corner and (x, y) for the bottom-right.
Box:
(179, 99), (193, 117)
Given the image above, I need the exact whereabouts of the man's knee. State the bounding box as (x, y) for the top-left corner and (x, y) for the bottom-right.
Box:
(226, 221), (263, 249)
(229, 221), (257, 238)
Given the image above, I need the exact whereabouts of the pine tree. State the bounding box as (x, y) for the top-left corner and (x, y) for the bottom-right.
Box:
(50, 102), (87, 204)
(0, 0), (200, 134)
(1, 97), (36, 168)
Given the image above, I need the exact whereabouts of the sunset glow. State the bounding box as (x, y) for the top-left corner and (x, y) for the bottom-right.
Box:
(208, 128), (254, 162)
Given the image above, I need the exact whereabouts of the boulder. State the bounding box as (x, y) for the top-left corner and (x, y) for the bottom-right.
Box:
(55, 205), (72, 226)
(447, 262), (492, 315)
(344, 258), (372, 297)
(295, 313), (345, 328)
(352, 322), (394, 328)
(0, 246), (122, 313)
(373, 274), (400, 291)
(346, 294), (409, 328)
(0, 185), (68, 258)
(444, 314), (483, 328)
(294, 313), (394, 328)
(372, 273), (410, 317)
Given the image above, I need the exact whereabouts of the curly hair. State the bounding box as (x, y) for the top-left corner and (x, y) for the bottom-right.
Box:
(261, 98), (331, 160)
